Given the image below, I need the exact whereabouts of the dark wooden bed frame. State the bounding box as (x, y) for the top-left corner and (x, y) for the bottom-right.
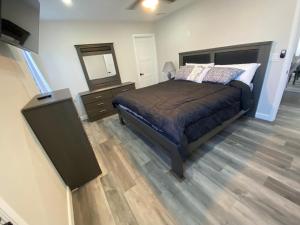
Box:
(116, 41), (272, 178)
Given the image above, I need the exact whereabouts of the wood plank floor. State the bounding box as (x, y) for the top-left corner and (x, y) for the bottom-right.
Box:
(73, 91), (300, 225)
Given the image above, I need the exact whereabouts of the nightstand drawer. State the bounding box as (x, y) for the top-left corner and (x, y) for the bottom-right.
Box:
(87, 108), (115, 122)
(85, 100), (113, 112)
(82, 91), (112, 104)
(112, 84), (135, 97)
(88, 111), (115, 122)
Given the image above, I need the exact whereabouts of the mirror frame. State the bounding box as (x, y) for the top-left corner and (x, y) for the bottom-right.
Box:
(75, 43), (121, 90)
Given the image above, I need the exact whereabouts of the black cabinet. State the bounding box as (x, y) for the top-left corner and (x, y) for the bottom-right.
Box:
(22, 89), (101, 190)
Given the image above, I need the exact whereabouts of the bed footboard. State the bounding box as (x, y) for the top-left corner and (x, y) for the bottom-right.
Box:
(117, 106), (185, 178)
(116, 106), (247, 179)
(118, 111), (125, 125)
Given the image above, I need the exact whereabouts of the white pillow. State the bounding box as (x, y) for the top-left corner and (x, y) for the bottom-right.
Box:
(194, 67), (213, 83)
(187, 65), (204, 81)
(216, 63), (260, 86)
(187, 64), (214, 83)
(186, 63), (214, 68)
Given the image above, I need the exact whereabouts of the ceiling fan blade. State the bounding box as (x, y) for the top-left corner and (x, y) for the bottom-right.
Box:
(161, 0), (176, 3)
(127, 0), (141, 10)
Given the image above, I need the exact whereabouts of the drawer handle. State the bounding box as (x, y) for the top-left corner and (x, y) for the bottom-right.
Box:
(97, 103), (104, 106)
(99, 109), (107, 113)
(121, 89), (129, 92)
(95, 96), (102, 99)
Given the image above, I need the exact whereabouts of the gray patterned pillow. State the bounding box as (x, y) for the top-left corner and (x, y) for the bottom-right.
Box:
(203, 67), (245, 84)
(175, 65), (195, 80)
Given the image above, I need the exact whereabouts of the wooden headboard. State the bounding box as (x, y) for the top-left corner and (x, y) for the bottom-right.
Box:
(179, 41), (273, 117)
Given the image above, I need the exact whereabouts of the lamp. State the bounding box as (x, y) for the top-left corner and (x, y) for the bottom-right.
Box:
(163, 61), (176, 80)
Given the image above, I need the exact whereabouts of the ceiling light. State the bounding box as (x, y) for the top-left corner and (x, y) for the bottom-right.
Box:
(62, 0), (73, 7)
(142, 0), (159, 11)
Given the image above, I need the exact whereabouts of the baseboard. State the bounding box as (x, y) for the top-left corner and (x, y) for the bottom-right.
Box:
(0, 197), (29, 225)
(0, 193), (74, 225)
(255, 112), (274, 122)
(66, 187), (75, 225)
(80, 114), (88, 121)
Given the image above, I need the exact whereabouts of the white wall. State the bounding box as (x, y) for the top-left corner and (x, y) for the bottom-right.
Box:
(155, 0), (298, 120)
(0, 43), (69, 225)
(270, 0), (300, 121)
(39, 21), (154, 117)
(38, 0), (298, 121)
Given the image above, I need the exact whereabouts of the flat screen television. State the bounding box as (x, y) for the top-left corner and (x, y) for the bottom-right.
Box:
(0, 0), (40, 53)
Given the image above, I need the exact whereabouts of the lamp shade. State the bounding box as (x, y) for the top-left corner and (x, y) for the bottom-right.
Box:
(162, 61), (176, 73)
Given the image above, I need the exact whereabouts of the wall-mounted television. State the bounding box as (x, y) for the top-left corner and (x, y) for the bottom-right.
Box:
(0, 0), (40, 53)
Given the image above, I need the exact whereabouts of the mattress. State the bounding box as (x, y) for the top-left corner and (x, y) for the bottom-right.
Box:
(113, 80), (252, 145)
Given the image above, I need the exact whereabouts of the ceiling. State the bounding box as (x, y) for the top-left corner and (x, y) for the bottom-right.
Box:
(39, 0), (196, 21)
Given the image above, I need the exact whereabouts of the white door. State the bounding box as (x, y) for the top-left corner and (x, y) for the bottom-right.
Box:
(133, 34), (159, 88)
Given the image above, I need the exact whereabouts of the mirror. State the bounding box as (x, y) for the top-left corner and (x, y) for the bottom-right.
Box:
(75, 43), (121, 90)
(83, 53), (117, 80)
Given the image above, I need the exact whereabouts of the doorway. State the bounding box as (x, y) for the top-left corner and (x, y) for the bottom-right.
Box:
(270, 1), (300, 121)
(286, 38), (300, 92)
(133, 34), (159, 88)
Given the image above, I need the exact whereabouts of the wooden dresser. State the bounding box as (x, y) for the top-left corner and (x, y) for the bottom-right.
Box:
(22, 89), (101, 190)
(80, 82), (135, 122)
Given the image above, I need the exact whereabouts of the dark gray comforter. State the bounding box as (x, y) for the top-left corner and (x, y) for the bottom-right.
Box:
(113, 80), (252, 145)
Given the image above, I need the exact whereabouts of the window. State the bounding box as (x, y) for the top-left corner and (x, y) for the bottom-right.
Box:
(23, 50), (51, 94)
(296, 38), (300, 56)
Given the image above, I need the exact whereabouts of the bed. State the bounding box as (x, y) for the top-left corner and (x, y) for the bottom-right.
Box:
(113, 42), (272, 178)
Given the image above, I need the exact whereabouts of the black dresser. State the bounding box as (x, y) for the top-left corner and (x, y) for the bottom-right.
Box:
(80, 82), (135, 122)
(22, 89), (101, 190)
